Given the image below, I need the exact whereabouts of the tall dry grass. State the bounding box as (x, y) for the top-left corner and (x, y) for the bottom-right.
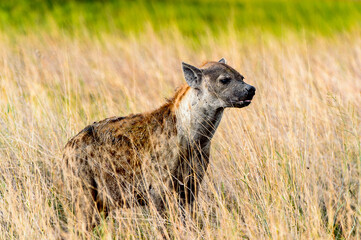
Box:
(0, 29), (360, 239)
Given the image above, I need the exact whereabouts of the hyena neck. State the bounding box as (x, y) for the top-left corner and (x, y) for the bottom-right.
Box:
(175, 87), (224, 146)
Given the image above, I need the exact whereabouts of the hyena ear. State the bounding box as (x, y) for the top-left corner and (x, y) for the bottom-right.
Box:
(218, 58), (227, 64)
(182, 62), (203, 89)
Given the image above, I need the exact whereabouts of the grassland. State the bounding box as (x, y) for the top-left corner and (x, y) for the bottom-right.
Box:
(0, 0), (361, 239)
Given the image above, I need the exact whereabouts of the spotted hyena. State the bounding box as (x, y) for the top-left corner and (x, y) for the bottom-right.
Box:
(63, 58), (256, 226)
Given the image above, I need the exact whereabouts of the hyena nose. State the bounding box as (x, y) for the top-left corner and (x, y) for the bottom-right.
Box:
(246, 85), (256, 97)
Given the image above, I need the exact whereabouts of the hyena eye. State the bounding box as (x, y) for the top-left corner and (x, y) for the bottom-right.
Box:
(220, 77), (231, 84)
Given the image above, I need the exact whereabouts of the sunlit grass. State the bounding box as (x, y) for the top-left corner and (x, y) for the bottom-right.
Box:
(0, 25), (360, 238)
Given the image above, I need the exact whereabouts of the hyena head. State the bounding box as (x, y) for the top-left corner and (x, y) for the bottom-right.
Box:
(182, 58), (256, 109)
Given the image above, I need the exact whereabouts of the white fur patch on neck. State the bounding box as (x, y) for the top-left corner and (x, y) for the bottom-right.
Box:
(175, 88), (224, 143)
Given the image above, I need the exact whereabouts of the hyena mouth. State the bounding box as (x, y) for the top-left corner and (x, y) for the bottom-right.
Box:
(240, 94), (254, 106)
(239, 100), (252, 106)
(231, 99), (252, 108)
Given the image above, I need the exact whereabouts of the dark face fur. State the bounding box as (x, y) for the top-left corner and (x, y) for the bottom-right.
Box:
(182, 58), (256, 109)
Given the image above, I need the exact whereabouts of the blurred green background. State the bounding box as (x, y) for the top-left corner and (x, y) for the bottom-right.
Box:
(1, 0), (360, 38)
